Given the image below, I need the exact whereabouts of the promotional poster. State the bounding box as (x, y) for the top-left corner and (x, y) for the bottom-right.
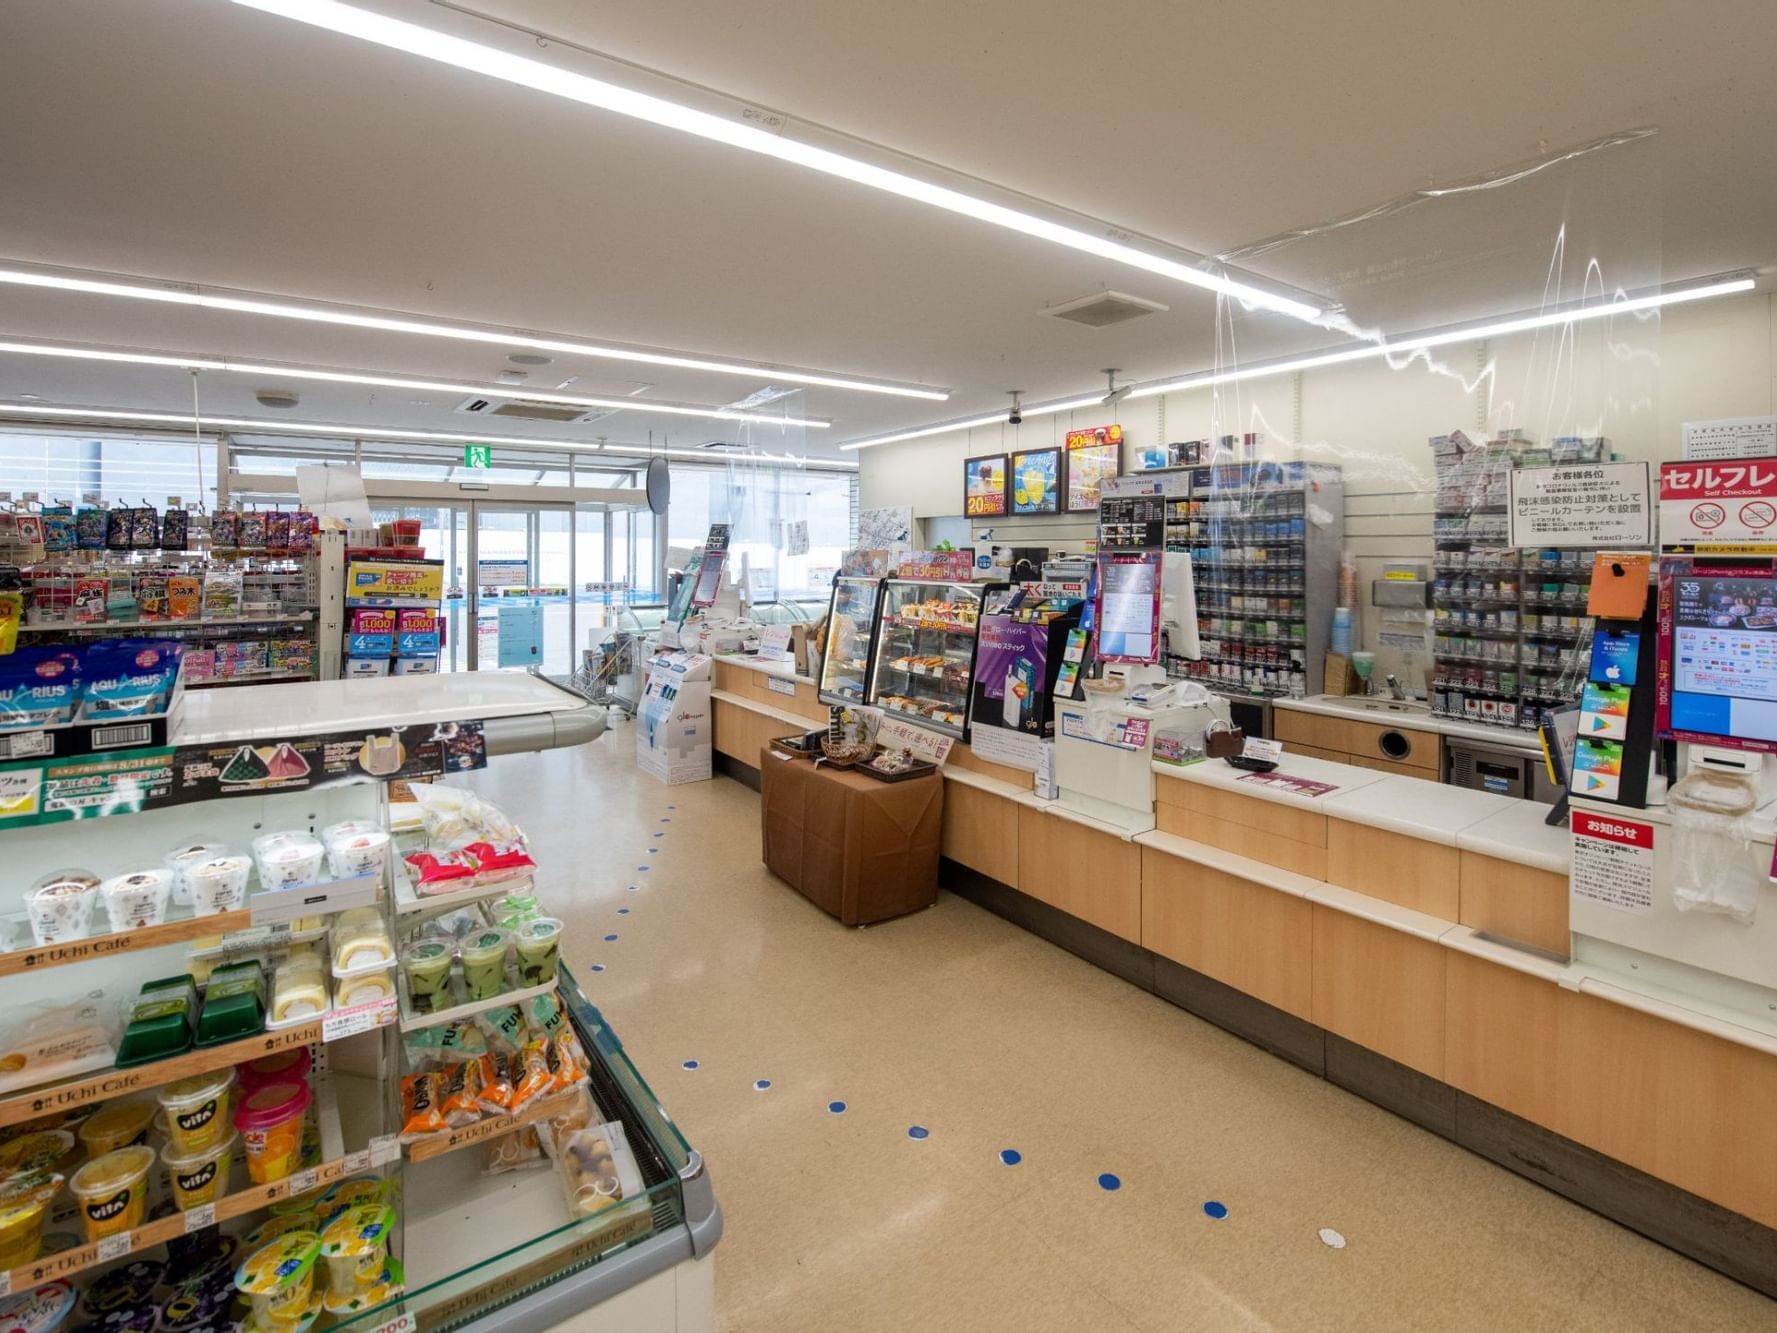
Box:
(972, 617), (1052, 736)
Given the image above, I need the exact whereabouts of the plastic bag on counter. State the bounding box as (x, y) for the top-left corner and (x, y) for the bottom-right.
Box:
(1668, 770), (1764, 925)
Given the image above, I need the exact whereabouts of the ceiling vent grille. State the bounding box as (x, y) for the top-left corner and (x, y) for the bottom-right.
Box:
(1040, 290), (1169, 328)
(454, 396), (610, 424)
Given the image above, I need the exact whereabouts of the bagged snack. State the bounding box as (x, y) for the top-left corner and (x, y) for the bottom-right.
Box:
(555, 1121), (644, 1217)
(477, 1004), (526, 1054)
(510, 1041), (555, 1114)
(524, 991), (568, 1040)
(533, 1084), (599, 1163)
(402, 850), (477, 893)
(439, 1059), (482, 1129)
(482, 1128), (545, 1176)
(160, 508), (189, 552)
(461, 840), (536, 887)
(398, 1073), (446, 1143)
(78, 639), (182, 720)
(554, 1031), (591, 1087)
(472, 1053), (515, 1117)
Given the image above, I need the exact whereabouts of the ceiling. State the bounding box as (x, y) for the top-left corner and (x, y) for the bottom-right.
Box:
(1, 0), (1773, 459)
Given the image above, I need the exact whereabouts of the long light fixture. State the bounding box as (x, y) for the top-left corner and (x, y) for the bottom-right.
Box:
(0, 263), (948, 402)
(226, 0), (1321, 323)
(842, 274), (1757, 450)
(0, 339), (829, 429)
(0, 403), (857, 470)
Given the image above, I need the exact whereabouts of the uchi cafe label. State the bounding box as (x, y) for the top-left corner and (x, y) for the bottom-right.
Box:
(1659, 460), (1777, 549)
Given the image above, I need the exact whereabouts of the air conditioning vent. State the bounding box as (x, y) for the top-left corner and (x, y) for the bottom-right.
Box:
(454, 396), (611, 424)
(1040, 290), (1169, 328)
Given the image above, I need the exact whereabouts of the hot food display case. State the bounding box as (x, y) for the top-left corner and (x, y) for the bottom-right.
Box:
(0, 673), (718, 1333)
(817, 576), (884, 708)
(865, 579), (1003, 738)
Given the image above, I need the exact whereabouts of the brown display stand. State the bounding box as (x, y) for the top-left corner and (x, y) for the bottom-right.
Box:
(759, 748), (943, 924)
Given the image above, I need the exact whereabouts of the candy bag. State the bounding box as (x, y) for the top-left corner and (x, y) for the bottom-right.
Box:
(399, 1073), (446, 1143)
(509, 1043), (554, 1114)
(440, 1059), (482, 1129)
(473, 1054), (515, 1117)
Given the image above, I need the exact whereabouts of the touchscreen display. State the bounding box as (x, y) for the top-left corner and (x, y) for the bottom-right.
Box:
(1669, 573), (1777, 742)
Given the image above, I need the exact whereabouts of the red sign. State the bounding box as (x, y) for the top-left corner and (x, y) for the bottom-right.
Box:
(1066, 424), (1124, 450)
(1659, 460), (1777, 548)
(1573, 810), (1653, 849)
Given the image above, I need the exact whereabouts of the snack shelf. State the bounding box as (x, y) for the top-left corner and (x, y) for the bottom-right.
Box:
(188, 671), (318, 689)
(20, 612), (317, 634)
(397, 975), (559, 1034)
(0, 1000), (394, 1129)
(392, 863), (534, 918)
(0, 908), (253, 978)
(405, 1085), (581, 1164)
(889, 616), (977, 635)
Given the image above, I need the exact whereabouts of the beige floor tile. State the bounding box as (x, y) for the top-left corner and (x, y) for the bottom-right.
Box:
(466, 737), (1776, 1331)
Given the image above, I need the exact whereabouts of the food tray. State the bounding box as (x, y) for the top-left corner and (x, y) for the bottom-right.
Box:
(855, 758), (939, 783)
(769, 731), (826, 759)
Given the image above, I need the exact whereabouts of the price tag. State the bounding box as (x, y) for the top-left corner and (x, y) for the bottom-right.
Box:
(369, 1135), (401, 1168)
(370, 1312), (416, 1333)
(321, 996), (395, 1042)
(289, 1168), (319, 1197)
(0, 1268), (12, 1297)
(344, 1150), (371, 1175)
(97, 1232), (133, 1263)
(184, 1204), (216, 1234)
(82, 493), (100, 505)
(765, 675), (797, 697)
(167, 496), (182, 508)
(0, 492), (10, 504)
(1243, 737), (1284, 763)
(20, 492), (37, 504)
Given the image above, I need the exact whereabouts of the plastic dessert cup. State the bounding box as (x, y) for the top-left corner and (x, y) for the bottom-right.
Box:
(319, 1203), (394, 1293)
(163, 840), (226, 908)
(324, 829), (389, 879)
(157, 1068), (236, 1155)
(161, 1130), (237, 1212)
(185, 855), (251, 917)
(68, 1145), (156, 1243)
(79, 1097), (157, 1156)
(234, 1080), (312, 1185)
(252, 833), (325, 891)
(457, 929), (510, 1001)
(24, 871), (99, 946)
(234, 1230), (321, 1329)
(511, 918), (564, 988)
(400, 941), (453, 1015)
(100, 870), (172, 931)
(240, 1048), (311, 1092)
(0, 1130), (75, 1178)
(0, 1173), (63, 1266)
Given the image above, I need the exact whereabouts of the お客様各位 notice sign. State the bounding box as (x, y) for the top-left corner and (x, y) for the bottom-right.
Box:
(1508, 462), (1651, 548)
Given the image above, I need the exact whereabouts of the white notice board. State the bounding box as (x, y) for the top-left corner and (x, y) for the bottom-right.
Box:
(1508, 462), (1651, 548)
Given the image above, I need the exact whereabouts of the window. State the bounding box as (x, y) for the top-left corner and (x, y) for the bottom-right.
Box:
(0, 429), (219, 510)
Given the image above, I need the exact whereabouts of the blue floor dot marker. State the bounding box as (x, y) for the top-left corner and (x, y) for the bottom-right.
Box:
(1203, 1200), (1228, 1220)
(827, 1100), (847, 1114)
(999, 1149), (1022, 1166)
(627, 884), (640, 892)
(654, 832), (665, 838)
(682, 1059), (699, 1070)
(661, 818), (671, 823)
(617, 908), (630, 915)
(753, 1079), (772, 1091)
(906, 1125), (929, 1140)
(603, 933), (619, 942)
(590, 964), (606, 973)
(1097, 1173), (1122, 1192)
(667, 805), (676, 809)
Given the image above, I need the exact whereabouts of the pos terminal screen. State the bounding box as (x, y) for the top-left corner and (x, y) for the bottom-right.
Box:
(1669, 573), (1777, 743)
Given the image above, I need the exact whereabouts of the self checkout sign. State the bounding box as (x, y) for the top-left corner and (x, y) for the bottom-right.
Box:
(1660, 459), (1777, 550)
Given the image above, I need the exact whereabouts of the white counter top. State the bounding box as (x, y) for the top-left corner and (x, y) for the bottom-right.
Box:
(1153, 752), (1389, 812)
(1275, 694), (1543, 751)
(1154, 750), (1570, 870)
(177, 672), (590, 744)
(713, 653), (816, 686)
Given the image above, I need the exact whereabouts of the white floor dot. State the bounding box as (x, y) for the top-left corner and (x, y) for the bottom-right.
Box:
(1318, 1228), (1347, 1250)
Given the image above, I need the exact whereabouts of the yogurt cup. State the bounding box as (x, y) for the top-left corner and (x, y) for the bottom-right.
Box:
(75, 1260), (162, 1319)
(240, 1048), (311, 1092)
(153, 1286), (225, 1332)
(0, 1130), (76, 1178)
(315, 1176), (386, 1225)
(324, 829), (389, 880)
(157, 1069), (236, 1155)
(234, 1081), (311, 1185)
(100, 870), (172, 931)
(319, 1203), (393, 1294)
(511, 917), (564, 988)
(185, 854), (251, 917)
(0, 1173), (63, 1267)
(234, 1230), (321, 1330)
(321, 1256), (402, 1318)
(252, 833), (325, 891)
(79, 1097), (156, 1156)
(162, 840), (227, 909)
(400, 940), (453, 1015)
(24, 870), (99, 946)
(161, 1131), (236, 1212)
(68, 1145), (156, 1243)
(458, 928), (510, 1001)
(0, 1281), (75, 1333)
(242, 1213), (313, 1253)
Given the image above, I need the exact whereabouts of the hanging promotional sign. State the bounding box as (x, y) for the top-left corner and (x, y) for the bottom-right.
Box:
(1064, 425), (1123, 512)
(1658, 459), (1777, 551)
(1508, 462), (1651, 548)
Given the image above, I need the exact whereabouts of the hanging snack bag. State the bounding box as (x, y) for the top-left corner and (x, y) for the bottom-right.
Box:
(287, 511), (316, 553)
(130, 506), (159, 549)
(237, 511), (267, 552)
(75, 505), (107, 551)
(104, 508), (133, 551)
(265, 512), (291, 551)
(41, 507), (74, 553)
(160, 508), (189, 552)
(210, 510), (239, 550)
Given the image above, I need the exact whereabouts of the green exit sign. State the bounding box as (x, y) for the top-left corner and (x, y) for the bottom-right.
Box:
(464, 443), (492, 469)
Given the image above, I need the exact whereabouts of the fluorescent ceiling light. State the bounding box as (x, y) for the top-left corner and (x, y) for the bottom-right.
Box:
(0, 339), (828, 428)
(842, 394), (1105, 451)
(226, 0), (1320, 323)
(842, 274), (1756, 450)
(0, 264), (948, 402)
(0, 403), (856, 470)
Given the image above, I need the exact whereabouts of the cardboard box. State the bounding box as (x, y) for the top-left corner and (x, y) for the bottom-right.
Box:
(392, 657), (437, 675)
(395, 608), (441, 657)
(345, 657), (391, 678)
(759, 753), (942, 925)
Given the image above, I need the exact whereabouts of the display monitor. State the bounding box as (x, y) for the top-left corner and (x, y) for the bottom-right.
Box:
(1663, 566), (1777, 747)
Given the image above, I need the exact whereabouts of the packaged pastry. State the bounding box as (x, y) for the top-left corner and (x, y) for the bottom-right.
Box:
(555, 1122), (643, 1217)
(324, 828), (389, 879)
(438, 1059), (482, 1129)
(319, 1204), (394, 1294)
(252, 832), (325, 891)
(399, 1073), (446, 1143)
(233, 1081), (310, 1184)
(157, 1068), (236, 1155)
(510, 1042), (554, 1114)
(100, 869), (173, 931)
(23, 870), (99, 946)
(533, 1085), (598, 1162)
(0, 1130), (75, 1178)
(79, 1097), (156, 1156)
(184, 854), (250, 917)
(331, 916), (393, 971)
(197, 960), (264, 1043)
(331, 957), (394, 1010)
(163, 840), (226, 908)
(471, 1054), (514, 1116)
(482, 1128), (543, 1176)
(68, 1145), (156, 1242)
(160, 1130), (236, 1212)
(270, 959), (329, 1025)
(233, 1230), (321, 1329)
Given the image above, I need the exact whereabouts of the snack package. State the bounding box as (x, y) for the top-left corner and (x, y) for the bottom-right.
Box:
(472, 1053), (516, 1117)
(0, 990), (120, 1093)
(476, 1005), (526, 1055)
(555, 1121), (644, 1217)
(461, 840), (537, 887)
(167, 575), (201, 620)
(533, 1085), (599, 1163)
(402, 850), (478, 893)
(74, 505), (107, 550)
(0, 646), (79, 730)
(439, 1059), (482, 1129)
(398, 1073), (446, 1143)
(77, 639), (181, 720)
(287, 512), (316, 553)
(482, 1128), (544, 1177)
(130, 506), (159, 549)
(265, 512), (291, 551)
(237, 512), (267, 552)
(401, 1018), (487, 1073)
(104, 508), (133, 551)
(510, 1041), (555, 1114)
(524, 991), (568, 1040)
(554, 1031), (591, 1087)
(160, 508), (189, 552)
(41, 506), (75, 553)
(210, 511), (240, 550)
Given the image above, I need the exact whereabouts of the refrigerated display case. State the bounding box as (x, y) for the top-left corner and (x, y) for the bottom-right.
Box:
(0, 673), (718, 1333)
(817, 576), (884, 708)
(866, 579), (1003, 738)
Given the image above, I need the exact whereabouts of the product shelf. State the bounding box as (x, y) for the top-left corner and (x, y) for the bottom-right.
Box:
(397, 975), (559, 1034)
(20, 612), (317, 634)
(188, 671), (318, 689)
(391, 862), (533, 918)
(405, 1085), (581, 1164)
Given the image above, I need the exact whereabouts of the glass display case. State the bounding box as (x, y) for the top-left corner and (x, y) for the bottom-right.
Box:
(866, 579), (1001, 738)
(818, 576), (884, 707)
